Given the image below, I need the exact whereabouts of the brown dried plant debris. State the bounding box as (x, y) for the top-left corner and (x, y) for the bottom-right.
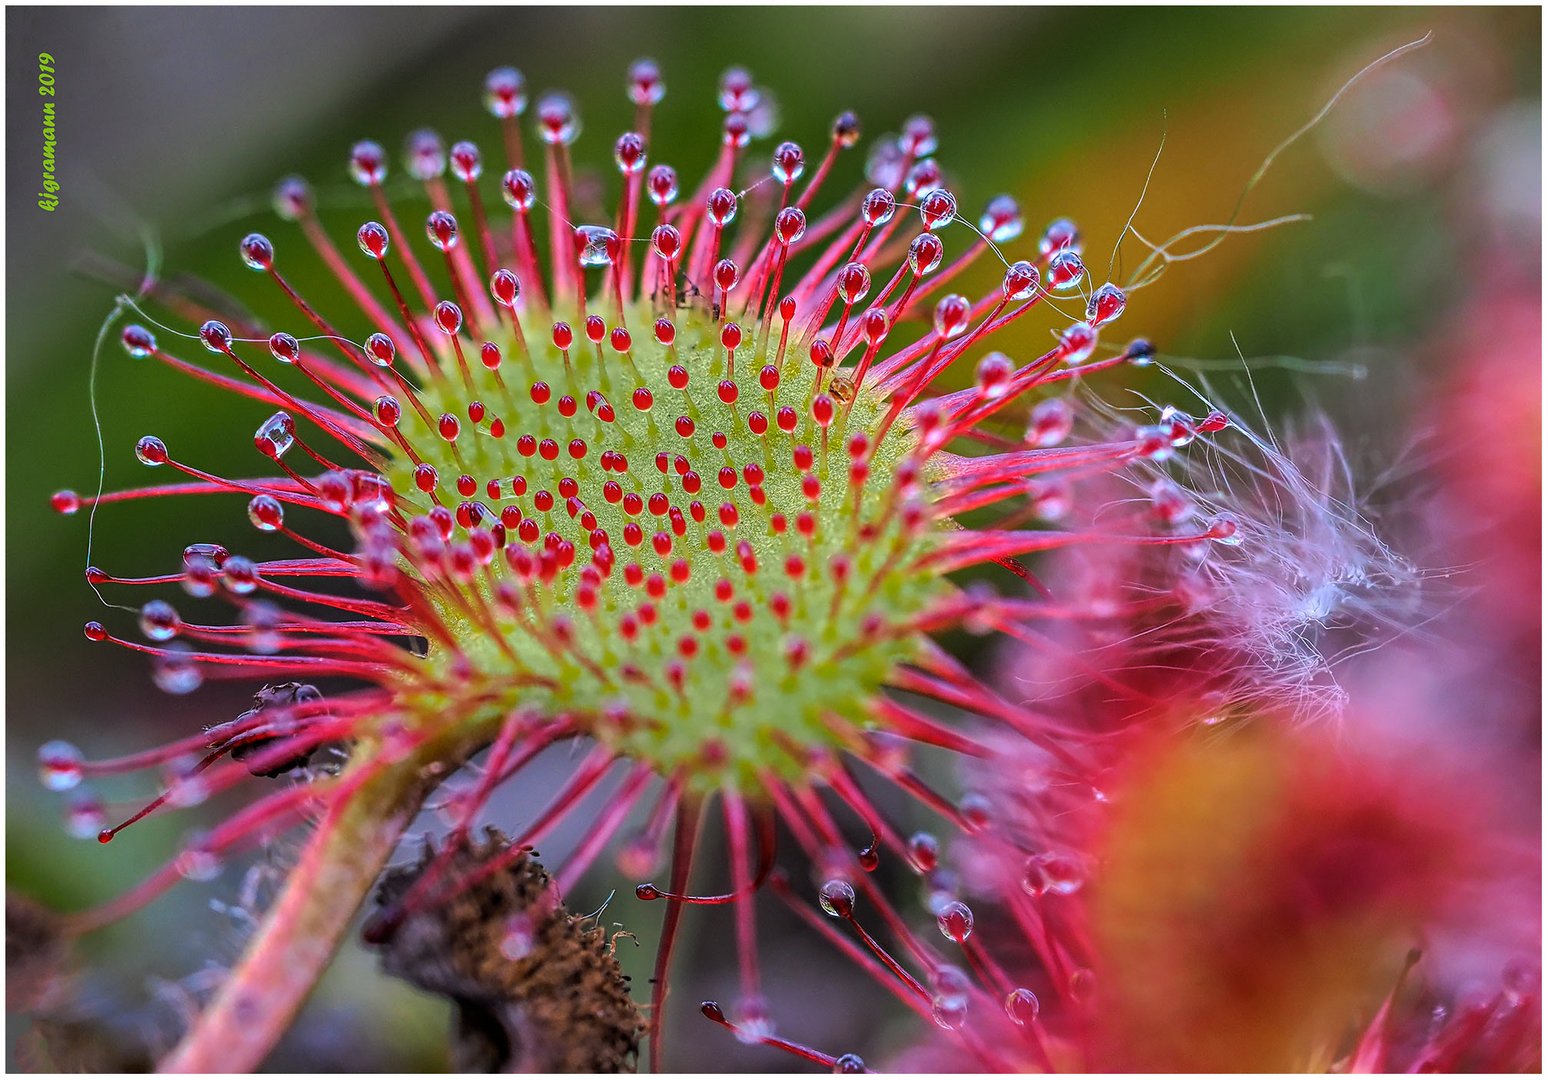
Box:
(368, 830), (644, 1072)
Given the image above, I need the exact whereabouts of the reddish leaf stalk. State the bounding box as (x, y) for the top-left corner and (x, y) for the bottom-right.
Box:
(158, 754), (427, 1073)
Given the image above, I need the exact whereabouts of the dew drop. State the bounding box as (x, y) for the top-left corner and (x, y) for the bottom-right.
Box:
(919, 189), (957, 231)
(404, 128), (446, 180)
(1087, 281), (1127, 326)
(183, 539), (227, 570)
(268, 332), (300, 364)
(908, 233), (944, 276)
(1135, 424), (1173, 462)
(837, 262), (871, 304)
(1068, 967), (1097, 1004)
(906, 158), (943, 197)
(651, 224), (682, 262)
(900, 114), (939, 157)
(425, 210), (459, 251)
(832, 111), (861, 147)
(936, 899), (974, 943)
(175, 836), (223, 881)
(856, 838), (880, 872)
(536, 92), (580, 146)
(959, 791), (991, 831)
(349, 140), (388, 186)
(501, 168), (537, 211)
(1059, 322), (1098, 365)
(706, 188), (738, 228)
(979, 194), (1024, 243)
(449, 141), (482, 183)
(65, 795), (106, 840)
(122, 324), (157, 358)
(1027, 397), (1075, 448)
(818, 879), (856, 918)
(248, 493), (285, 532)
(272, 176), (313, 222)
(365, 332), (396, 367)
(198, 320), (232, 353)
(245, 601), (284, 654)
(253, 411), (296, 459)
(933, 294), (971, 339)
(374, 395), (402, 428)
(1028, 479), (1072, 523)
(772, 141), (804, 184)
(974, 352), (1014, 400)
(734, 996), (774, 1044)
(153, 644), (203, 695)
(717, 66), (759, 113)
(575, 225), (621, 268)
(774, 207), (806, 246)
(627, 58), (665, 106)
(1029, 850), (1086, 896)
(490, 269), (521, 308)
(601, 142), (644, 190)
(1047, 248), (1086, 291)
(845, 316), (881, 357)
(165, 770), (210, 809)
(357, 221), (390, 260)
(1002, 260), (1040, 301)
(1040, 217), (1081, 257)
(1503, 958), (1541, 1003)
(138, 599), (181, 642)
(484, 66), (527, 119)
(1005, 987), (1041, 1025)
(931, 994), (968, 1031)
(833, 1053), (865, 1073)
(860, 188), (896, 227)
(907, 831), (939, 873)
(239, 233), (274, 271)
(647, 165), (678, 207)
(223, 557), (261, 593)
(50, 490), (80, 515)
(135, 435), (168, 466)
(1207, 511), (1244, 546)
(38, 740), (85, 791)
(866, 139), (907, 190)
(434, 301), (463, 336)
(1159, 405), (1198, 448)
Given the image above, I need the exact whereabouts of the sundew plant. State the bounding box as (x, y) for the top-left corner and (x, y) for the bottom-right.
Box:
(18, 22), (1539, 1076)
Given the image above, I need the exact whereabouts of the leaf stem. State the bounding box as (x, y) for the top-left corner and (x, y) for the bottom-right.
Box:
(157, 757), (426, 1073)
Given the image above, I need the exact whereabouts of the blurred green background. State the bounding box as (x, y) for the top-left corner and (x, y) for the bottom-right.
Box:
(6, 5), (1539, 1070)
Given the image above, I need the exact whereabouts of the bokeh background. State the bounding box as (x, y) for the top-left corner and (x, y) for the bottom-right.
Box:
(6, 5), (1540, 1070)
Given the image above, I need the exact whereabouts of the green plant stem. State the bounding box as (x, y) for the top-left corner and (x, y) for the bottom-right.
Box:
(158, 761), (426, 1073)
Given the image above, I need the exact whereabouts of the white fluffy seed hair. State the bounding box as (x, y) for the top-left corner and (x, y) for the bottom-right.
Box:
(1077, 369), (1425, 726)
